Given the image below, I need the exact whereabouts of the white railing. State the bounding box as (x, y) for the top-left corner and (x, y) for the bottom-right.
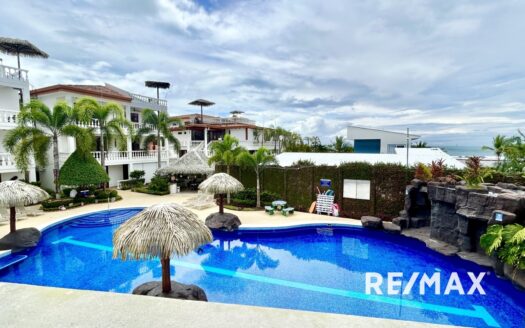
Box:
(0, 64), (28, 82)
(0, 109), (19, 126)
(196, 116), (255, 125)
(130, 93), (167, 107)
(91, 150), (168, 163)
(133, 122), (157, 131)
(0, 153), (18, 171)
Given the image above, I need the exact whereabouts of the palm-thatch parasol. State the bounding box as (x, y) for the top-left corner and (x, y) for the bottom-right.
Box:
(199, 173), (244, 214)
(113, 203), (212, 293)
(0, 37), (49, 71)
(189, 99), (214, 123)
(0, 180), (49, 232)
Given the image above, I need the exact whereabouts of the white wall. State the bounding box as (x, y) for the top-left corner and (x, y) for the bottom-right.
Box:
(229, 128), (249, 141)
(107, 165), (124, 187)
(0, 87), (20, 110)
(347, 126), (416, 154)
(130, 162), (163, 183)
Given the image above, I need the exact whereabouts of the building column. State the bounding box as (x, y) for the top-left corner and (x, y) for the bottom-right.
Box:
(204, 127), (208, 155)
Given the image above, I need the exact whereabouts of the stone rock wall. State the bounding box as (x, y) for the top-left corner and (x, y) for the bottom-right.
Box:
(428, 183), (525, 253)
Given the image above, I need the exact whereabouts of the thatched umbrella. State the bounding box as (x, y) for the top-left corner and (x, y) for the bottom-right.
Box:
(199, 173), (244, 214)
(189, 99), (214, 123)
(156, 149), (214, 176)
(0, 180), (49, 232)
(113, 203), (212, 293)
(0, 37), (49, 71)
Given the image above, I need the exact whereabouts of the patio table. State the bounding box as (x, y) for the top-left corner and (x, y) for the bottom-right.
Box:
(272, 200), (287, 211)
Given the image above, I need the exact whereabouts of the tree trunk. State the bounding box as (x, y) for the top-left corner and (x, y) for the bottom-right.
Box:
(24, 170), (30, 182)
(100, 126), (105, 168)
(256, 170), (261, 208)
(157, 125), (161, 169)
(226, 166), (231, 204)
(9, 207), (16, 233)
(161, 257), (171, 293)
(219, 194), (224, 214)
(53, 134), (60, 198)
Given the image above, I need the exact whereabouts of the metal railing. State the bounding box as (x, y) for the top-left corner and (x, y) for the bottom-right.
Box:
(0, 64), (28, 82)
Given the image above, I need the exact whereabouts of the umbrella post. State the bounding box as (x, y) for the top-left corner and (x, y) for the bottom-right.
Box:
(219, 194), (224, 214)
(9, 207), (16, 233)
(161, 257), (172, 293)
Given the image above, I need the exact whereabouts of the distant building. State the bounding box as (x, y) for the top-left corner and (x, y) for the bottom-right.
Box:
(347, 125), (420, 154)
(30, 83), (172, 188)
(170, 111), (264, 156)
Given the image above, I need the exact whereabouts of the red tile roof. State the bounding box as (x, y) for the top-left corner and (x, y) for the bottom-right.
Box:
(30, 84), (132, 102)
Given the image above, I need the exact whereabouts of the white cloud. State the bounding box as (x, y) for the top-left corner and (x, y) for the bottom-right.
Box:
(1, 0), (524, 146)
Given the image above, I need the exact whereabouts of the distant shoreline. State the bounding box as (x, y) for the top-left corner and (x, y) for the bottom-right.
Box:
(432, 146), (492, 157)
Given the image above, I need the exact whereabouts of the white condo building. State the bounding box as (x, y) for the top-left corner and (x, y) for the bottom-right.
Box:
(171, 112), (264, 156)
(0, 61), (35, 181)
(30, 83), (174, 188)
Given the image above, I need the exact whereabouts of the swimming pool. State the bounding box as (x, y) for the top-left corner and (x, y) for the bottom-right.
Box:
(0, 208), (523, 327)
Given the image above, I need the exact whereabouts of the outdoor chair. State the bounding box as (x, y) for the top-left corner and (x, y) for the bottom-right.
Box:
(282, 207), (295, 216)
(265, 206), (275, 215)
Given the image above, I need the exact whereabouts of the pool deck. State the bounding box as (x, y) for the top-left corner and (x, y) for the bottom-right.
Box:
(0, 191), (457, 328)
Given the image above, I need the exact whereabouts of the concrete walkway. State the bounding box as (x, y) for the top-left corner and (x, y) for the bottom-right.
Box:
(0, 190), (360, 236)
(0, 283), (453, 328)
(0, 191), (457, 327)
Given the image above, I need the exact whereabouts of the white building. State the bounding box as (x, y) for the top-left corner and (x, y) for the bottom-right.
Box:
(0, 61), (36, 181)
(347, 125), (420, 154)
(276, 148), (465, 169)
(171, 112), (264, 156)
(30, 83), (174, 188)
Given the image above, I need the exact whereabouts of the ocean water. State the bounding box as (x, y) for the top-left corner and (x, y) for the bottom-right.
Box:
(0, 208), (524, 327)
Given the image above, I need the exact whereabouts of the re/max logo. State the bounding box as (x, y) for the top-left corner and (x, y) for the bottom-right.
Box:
(365, 272), (487, 295)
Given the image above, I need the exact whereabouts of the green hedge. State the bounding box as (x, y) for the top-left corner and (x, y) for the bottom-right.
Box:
(120, 179), (145, 190)
(133, 187), (170, 196)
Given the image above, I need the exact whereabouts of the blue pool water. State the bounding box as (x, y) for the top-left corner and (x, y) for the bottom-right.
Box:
(0, 208), (524, 327)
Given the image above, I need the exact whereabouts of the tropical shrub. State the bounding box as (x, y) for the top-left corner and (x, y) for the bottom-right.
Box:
(414, 163), (432, 181)
(457, 156), (492, 188)
(291, 159), (315, 167)
(130, 170), (145, 180)
(41, 198), (74, 209)
(148, 175), (169, 193)
(231, 188), (280, 207)
(120, 179), (145, 190)
(481, 224), (525, 270)
(430, 159), (445, 180)
(59, 150), (109, 187)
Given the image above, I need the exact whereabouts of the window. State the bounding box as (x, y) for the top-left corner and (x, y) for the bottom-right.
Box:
(343, 179), (371, 200)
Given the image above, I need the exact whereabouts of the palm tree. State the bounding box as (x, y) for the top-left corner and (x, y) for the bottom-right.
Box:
(237, 147), (276, 208)
(74, 97), (132, 169)
(332, 136), (353, 153)
(482, 135), (509, 164)
(208, 134), (244, 203)
(135, 109), (182, 169)
(4, 100), (92, 196)
(412, 141), (428, 148)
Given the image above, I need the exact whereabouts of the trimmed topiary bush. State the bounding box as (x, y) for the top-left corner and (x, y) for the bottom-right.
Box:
(59, 150), (109, 187)
(148, 175), (169, 193)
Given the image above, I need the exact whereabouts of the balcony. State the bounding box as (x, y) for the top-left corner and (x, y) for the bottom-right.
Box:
(91, 150), (168, 165)
(0, 153), (20, 172)
(130, 93), (167, 110)
(0, 109), (19, 129)
(0, 64), (29, 89)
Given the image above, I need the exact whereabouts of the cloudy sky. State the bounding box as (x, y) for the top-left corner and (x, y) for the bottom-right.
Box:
(1, 0), (524, 147)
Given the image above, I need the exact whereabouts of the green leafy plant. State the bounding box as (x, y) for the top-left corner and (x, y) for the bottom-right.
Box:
(130, 170), (145, 180)
(59, 150), (109, 187)
(481, 224), (525, 270)
(457, 156), (492, 188)
(148, 175), (169, 193)
(238, 147), (277, 208)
